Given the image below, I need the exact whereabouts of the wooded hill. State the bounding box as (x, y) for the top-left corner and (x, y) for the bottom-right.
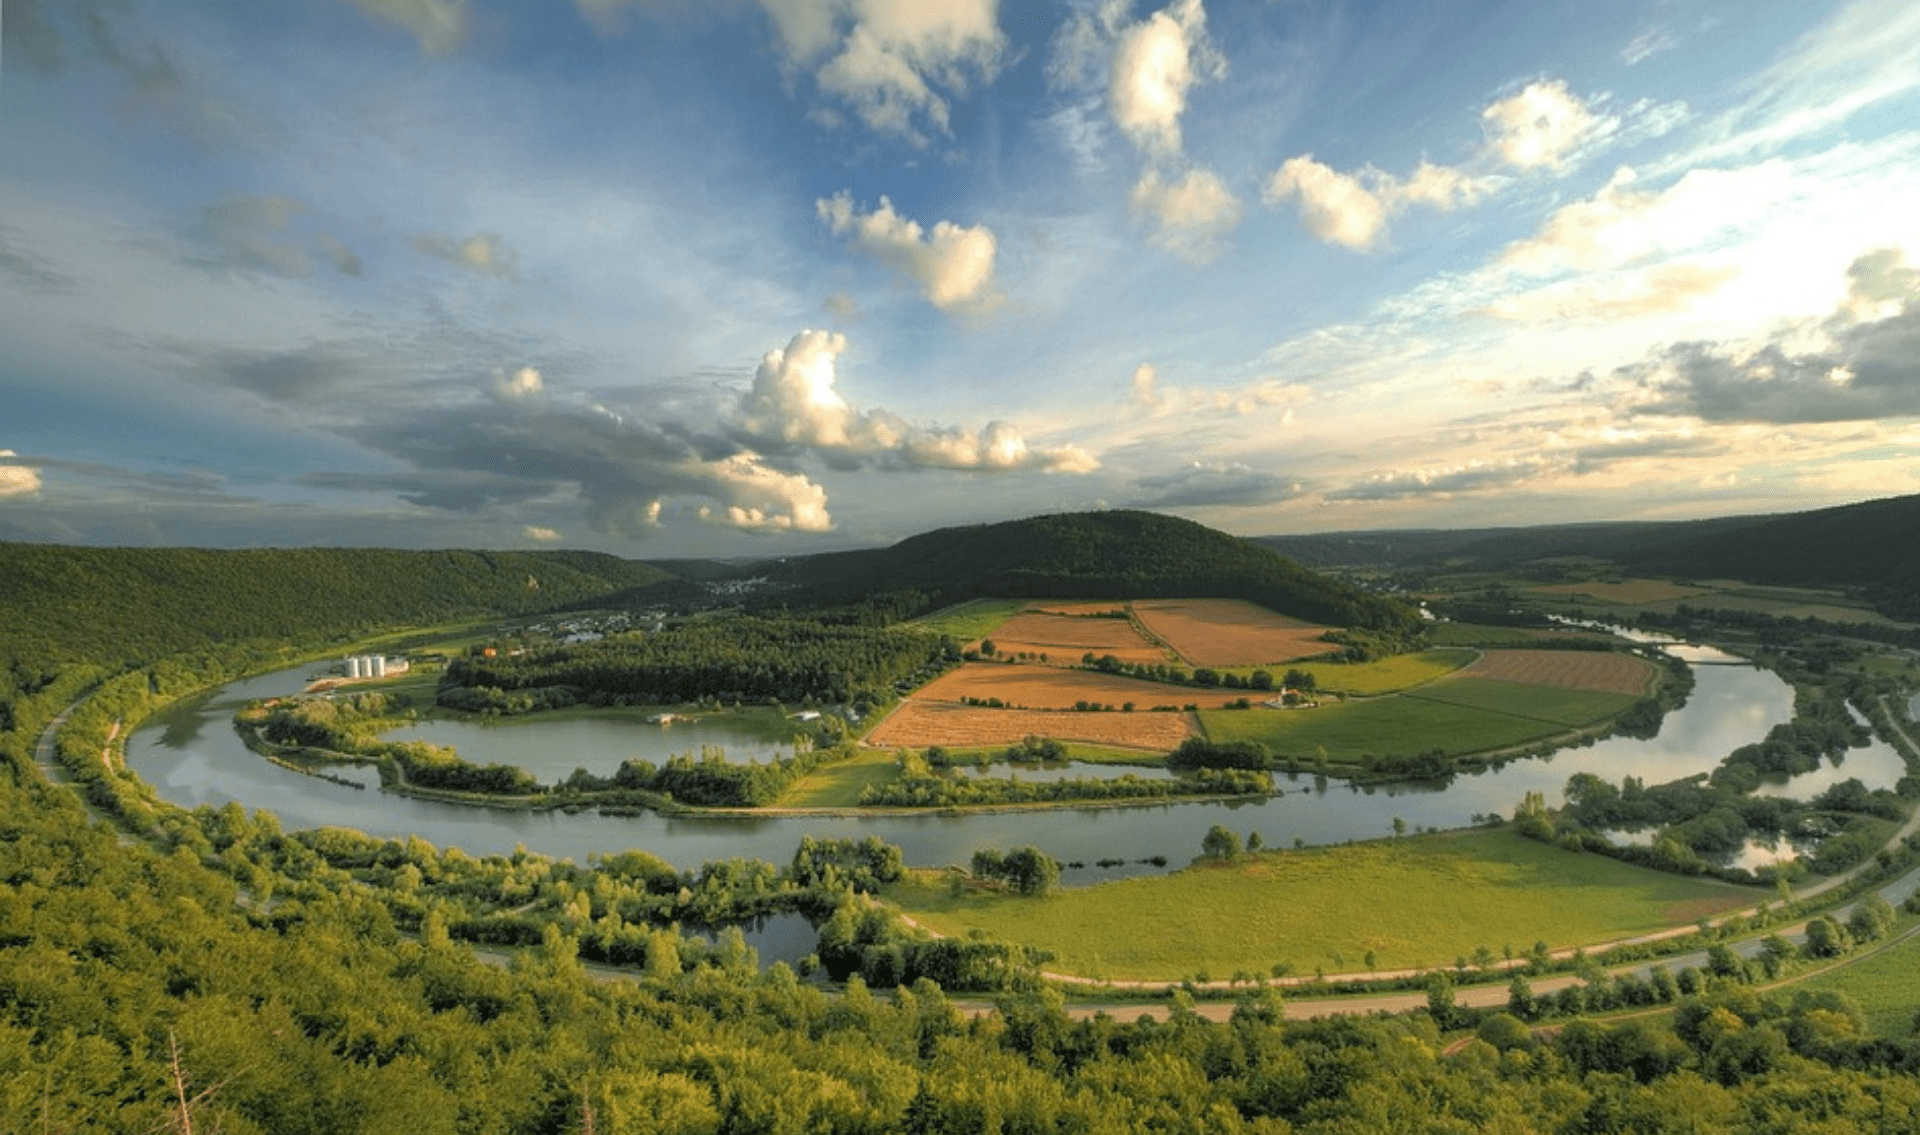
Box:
(1256, 493), (1920, 619)
(0, 544), (675, 675)
(756, 509), (1422, 633)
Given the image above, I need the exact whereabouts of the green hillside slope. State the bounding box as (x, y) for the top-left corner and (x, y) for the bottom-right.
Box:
(770, 510), (1420, 632)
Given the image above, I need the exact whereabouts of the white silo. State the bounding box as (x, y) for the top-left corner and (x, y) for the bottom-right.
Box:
(371, 656), (387, 678)
(347, 656), (363, 679)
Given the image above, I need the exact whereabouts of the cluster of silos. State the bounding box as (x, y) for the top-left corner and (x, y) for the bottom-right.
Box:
(345, 654), (388, 679)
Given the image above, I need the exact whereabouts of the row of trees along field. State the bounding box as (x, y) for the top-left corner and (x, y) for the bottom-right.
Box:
(440, 614), (962, 713)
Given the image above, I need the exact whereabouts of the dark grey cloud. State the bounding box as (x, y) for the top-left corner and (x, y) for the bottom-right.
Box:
(1566, 433), (1723, 474)
(296, 469), (560, 512)
(176, 196), (365, 280)
(1623, 247), (1920, 424)
(191, 341), (392, 403)
(1131, 461), (1305, 508)
(3, 0), (178, 91)
(0, 230), (78, 294)
(1330, 459), (1546, 501)
(1, 0), (65, 75)
(2, 451), (230, 499)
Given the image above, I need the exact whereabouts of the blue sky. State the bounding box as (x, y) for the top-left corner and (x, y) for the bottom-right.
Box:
(3, 0), (1918, 557)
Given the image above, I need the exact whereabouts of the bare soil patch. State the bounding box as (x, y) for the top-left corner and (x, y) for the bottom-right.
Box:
(914, 662), (1228, 710)
(977, 611), (1165, 664)
(1461, 649), (1654, 695)
(866, 701), (1196, 750)
(1132, 599), (1334, 668)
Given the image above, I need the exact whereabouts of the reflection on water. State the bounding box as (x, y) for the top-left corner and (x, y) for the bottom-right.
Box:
(127, 647), (1897, 876)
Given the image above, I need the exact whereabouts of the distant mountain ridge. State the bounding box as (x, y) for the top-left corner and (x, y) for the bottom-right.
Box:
(760, 509), (1422, 632)
(1255, 493), (1920, 619)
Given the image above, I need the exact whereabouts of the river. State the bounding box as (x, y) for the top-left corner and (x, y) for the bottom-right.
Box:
(126, 647), (1907, 883)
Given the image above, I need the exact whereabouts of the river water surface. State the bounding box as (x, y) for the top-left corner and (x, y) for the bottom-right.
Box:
(127, 647), (1907, 881)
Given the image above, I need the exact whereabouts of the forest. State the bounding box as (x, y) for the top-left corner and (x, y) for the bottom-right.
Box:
(752, 509), (1425, 634)
(5, 539), (1920, 1131)
(441, 615), (961, 714)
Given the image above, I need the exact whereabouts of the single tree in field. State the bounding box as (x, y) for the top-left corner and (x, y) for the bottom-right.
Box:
(1202, 824), (1241, 861)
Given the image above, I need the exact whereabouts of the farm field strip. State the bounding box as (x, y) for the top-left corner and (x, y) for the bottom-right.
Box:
(1459, 649), (1655, 695)
(1400, 677), (1641, 729)
(1131, 599), (1335, 668)
(884, 828), (1753, 980)
(1198, 696), (1567, 761)
(1287, 649), (1475, 696)
(911, 662), (1231, 711)
(866, 701), (1196, 751)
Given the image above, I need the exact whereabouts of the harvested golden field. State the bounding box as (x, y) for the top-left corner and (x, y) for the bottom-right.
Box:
(865, 701), (1196, 750)
(1132, 598), (1333, 668)
(976, 611), (1166, 664)
(1460, 649), (1654, 695)
(913, 662), (1229, 710)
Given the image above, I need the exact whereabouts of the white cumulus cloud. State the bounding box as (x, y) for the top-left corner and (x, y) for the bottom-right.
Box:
(413, 232), (516, 277)
(522, 525), (563, 542)
(1130, 166), (1241, 262)
(0, 450), (44, 498)
(738, 330), (1098, 472)
(1482, 79), (1614, 170)
(1108, 0), (1222, 157)
(496, 366), (545, 400)
(757, 0), (1005, 144)
(817, 191), (999, 312)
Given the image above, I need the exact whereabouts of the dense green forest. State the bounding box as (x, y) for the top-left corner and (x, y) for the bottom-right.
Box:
(757, 510), (1423, 633)
(441, 616), (960, 713)
(6, 540), (1920, 1131)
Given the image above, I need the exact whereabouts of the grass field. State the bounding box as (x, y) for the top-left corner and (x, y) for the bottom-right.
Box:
(779, 749), (904, 807)
(1789, 921), (1920, 1038)
(1426, 622), (1621, 648)
(906, 598), (1034, 642)
(1199, 695), (1564, 761)
(1527, 579), (1716, 605)
(1284, 649), (1475, 696)
(1403, 677), (1640, 728)
(884, 827), (1754, 980)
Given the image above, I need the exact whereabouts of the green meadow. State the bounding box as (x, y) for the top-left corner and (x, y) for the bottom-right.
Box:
(884, 827), (1754, 981)
(1199, 694), (1568, 762)
(1281, 649), (1474, 696)
(1402, 677), (1639, 728)
(905, 598), (1035, 642)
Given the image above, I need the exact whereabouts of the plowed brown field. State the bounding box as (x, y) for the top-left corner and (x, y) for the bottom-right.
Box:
(1132, 599), (1333, 668)
(914, 662), (1239, 710)
(1461, 649), (1654, 695)
(976, 612), (1166, 664)
(866, 701), (1197, 750)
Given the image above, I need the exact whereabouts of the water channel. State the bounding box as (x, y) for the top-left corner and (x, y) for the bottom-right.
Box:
(127, 645), (1908, 885)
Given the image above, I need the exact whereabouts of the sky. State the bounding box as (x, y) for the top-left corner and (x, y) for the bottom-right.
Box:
(3, 0), (1918, 559)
